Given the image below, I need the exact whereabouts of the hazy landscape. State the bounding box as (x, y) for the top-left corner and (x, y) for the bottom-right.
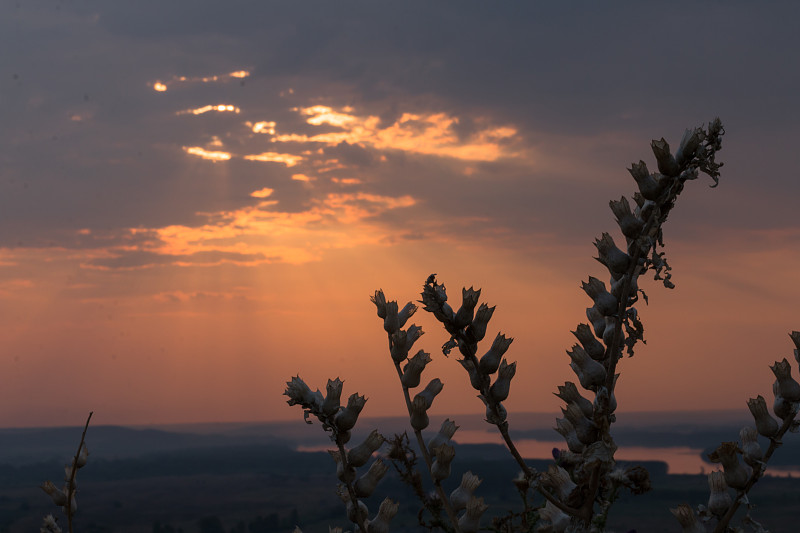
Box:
(3, 411), (798, 533)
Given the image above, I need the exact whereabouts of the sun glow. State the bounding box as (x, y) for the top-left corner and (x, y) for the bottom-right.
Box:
(243, 152), (303, 167)
(178, 104), (241, 115)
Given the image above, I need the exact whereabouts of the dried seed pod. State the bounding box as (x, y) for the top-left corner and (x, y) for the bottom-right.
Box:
(537, 500), (569, 533)
(335, 393), (367, 432)
(431, 443), (456, 482)
(707, 470), (732, 518)
(739, 426), (763, 467)
(390, 325), (424, 363)
(567, 344), (607, 390)
(41, 481), (68, 507)
(628, 160), (666, 200)
(409, 395), (430, 430)
(366, 498), (399, 533)
(651, 138), (680, 176)
(458, 357), (484, 391)
(478, 334), (514, 375)
(555, 418), (584, 453)
(450, 471), (482, 511)
(428, 419), (459, 453)
(771, 358), (800, 402)
(457, 496), (489, 533)
(594, 232), (631, 276)
(321, 378), (344, 416)
(675, 127), (705, 166)
(609, 196), (644, 240)
(348, 429), (385, 468)
(540, 464), (577, 501)
(466, 303), (495, 343)
(572, 323), (606, 360)
(581, 277), (618, 316)
(401, 350), (432, 388)
(773, 380), (793, 420)
(791, 331), (800, 364)
(708, 441), (751, 490)
(415, 378), (444, 409)
(747, 395), (779, 438)
(554, 382), (593, 419)
(670, 503), (705, 533)
(454, 287), (481, 328)
(354, 459), (388, 498)
(586, 305), (607, 338)
(563, 403), (597, 445)
(370, 290), (387, 319)
(489, 360), (517, 402)
(329, 450), (356, 484)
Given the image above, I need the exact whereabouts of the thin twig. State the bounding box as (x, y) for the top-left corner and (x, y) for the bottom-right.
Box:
(66, 411), (93, 533)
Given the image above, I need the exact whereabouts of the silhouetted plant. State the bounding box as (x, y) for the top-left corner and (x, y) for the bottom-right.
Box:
(40, 412), (93, 533)
(285, 119), (800, 532)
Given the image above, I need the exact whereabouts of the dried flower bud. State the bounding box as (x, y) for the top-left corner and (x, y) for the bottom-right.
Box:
(401, 350), (432, 388)
(670, 503), (705, 533)
(511, 471), (529, 492)
(40, 514), (62, 533)
(335, 393), (367, 432)
(454, 287), (481, 328)
(563, 403), (597, 445)
(354, 458), (388, 498)
(450, 471), (482, 511)
(370, 290), (387, 319)
(458, 357), (484, 391)
(409, 395), (430, 430)
(466, 303), (495, 343)
(348, 429), (385, 468)
(586, 305), (606, 338)
(572, 324), (605, 360)
(594, 233), (631, 276)
(791, 331), (800, 364)
(567, 344), (607, 390)
(329, 450), (357, 484)
(457, 496), (489, 533)
(675, 127), (705, 166)
(537, 500), (570, 533)
(478, 333), (514, 375)
(771, 358), (800, 402)
(366, 498), (399, 533)
(554, 417), (584, 453)
(747, 395), (779, 438)
(338, 485), (369, 526)
(390, 325), (424, 363)
(41, 481), (68, 507)
(431, 443), (456, 481)
(773, 380), (793, 420)
(321, 378), (344, 416)
(428, 419), (459, 453)
(480, 396), (507, 424)
(489, 360), (517, 402)
(581, 277), (617, 317)
(415, 378), (444, 409)
(739, 426), (763, 467)
(284, 376), (315, 408)
(75, 445), (89, 469)
(555, 382), (593, 419)
(609, 196), (644, 239)
(651, 138), (680, 176)
(601, 316), (618, 348)
(628, 160), (666, 201)
(420, 276), (457, 329)
(708, 441), (751, 489)
(707, 470), (732, 518)
(541, 464), (577, 501)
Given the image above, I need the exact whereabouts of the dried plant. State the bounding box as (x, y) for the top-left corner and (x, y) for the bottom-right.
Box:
(40, 412), (93, 533)
(285, 119), (800, 532)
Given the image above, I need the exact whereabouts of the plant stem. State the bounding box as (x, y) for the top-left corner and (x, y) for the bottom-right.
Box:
(335, 437), (370, 533)
(67, 411), (92, 533)
(712, 412), (798, 533)
(392, 350), (463, 532)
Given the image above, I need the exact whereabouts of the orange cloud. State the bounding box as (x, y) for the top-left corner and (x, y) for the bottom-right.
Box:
(182, 146), (232, 161)
(272, 105), (517, 162)
(243, 152), (303, 166)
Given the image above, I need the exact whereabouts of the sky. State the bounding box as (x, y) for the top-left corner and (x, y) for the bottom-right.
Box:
(1, 1), (799, 428)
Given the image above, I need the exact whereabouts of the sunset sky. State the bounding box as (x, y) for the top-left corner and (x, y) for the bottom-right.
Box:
(1, 1), (800, 428)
